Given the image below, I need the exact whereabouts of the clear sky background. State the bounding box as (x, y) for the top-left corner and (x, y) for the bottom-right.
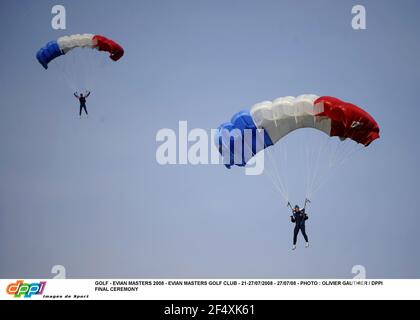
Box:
(0, 0), (419, 278)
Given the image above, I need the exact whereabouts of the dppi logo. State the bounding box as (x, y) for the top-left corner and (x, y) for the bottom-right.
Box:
(6, 280), (46, 298)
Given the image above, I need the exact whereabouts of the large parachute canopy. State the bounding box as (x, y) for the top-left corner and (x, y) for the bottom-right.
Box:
(36, 34), (124, 69)
(215, 94), (380, 201)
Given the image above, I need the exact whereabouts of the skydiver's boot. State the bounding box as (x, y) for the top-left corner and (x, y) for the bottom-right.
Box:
(305, 242), (309, 248)
(292, 245), (296, 250)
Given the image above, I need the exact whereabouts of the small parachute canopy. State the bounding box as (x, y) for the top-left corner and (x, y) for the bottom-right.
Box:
(36, 34), (124, 69)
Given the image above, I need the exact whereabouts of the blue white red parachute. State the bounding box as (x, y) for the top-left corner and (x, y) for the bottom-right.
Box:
(36, 34), (124, 93)
(215, 94), (380, 202)
(215, 94), (380, 169)
(36, 34), (124, 69)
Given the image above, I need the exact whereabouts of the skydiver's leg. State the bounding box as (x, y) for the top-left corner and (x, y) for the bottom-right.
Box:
(79, 105), (82, 116)
(300, 225), (309, 242)
(83, 105), (88, 115)
(293, 225), (299, 245)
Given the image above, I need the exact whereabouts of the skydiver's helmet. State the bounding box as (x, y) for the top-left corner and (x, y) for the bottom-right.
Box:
(294, 205), (300, 211)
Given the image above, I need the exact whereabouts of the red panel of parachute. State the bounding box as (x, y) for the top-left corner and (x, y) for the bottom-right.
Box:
(315, 96), (380, 146)
(93, 35), (124, 61)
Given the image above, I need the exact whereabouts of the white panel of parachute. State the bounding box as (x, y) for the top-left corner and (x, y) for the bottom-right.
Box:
(57, 34), (96, 54)
(250, 94), (331, 144)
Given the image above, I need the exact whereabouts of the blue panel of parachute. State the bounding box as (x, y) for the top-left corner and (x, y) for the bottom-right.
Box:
(215, 110), (273, 168)
(36, 41), (64, 69)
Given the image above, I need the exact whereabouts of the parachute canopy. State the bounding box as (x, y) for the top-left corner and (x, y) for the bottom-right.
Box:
(215, 94), (380, 168)
(36, 34), (124, 69)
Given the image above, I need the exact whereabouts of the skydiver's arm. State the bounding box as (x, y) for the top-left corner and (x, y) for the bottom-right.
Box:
(74, 92), (79, 98)
(85, 91), (91, 98)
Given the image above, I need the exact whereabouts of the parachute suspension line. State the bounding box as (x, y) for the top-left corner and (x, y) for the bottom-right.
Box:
(339, 143), (364, 167)
(304, 122), (323, 201)
(328, 116), (361, 167)
(304, 117), (318, 200)
(84, 48), (107, 91)
(67, 49), (79, 91)
(241, 135), (289, 202)
(304, 128), (317, 201)
(69, 50), (81, 91)
(303, 120), (314, 200)
(306, 129), (337, 200)
(307, 117), (366, 198)
(328, 137), (342, 168)
(265, 143), (290, 202)
(308, 136), (341, 200)
(271, 115), (290, 202)
(261, 164), (290, 202)
(275, 142), (289, 201)
(283, 142), (289, 201)
(63, 50), (83, 92)
(309, 139), (340, 198)
(260, 144), (289, 203)
(79, 48), (94, 92)
(215, 95), (380, 205)
(305, 130), (327, 199)
(332, 114), (357, 165)
(310, 144), (364, 197)
(260, 137), (289, 202)
(335, 117), (365, 165)
(51, 47), (111, 93)
(79, 48), (90, 91)
(329, 134), (350, 168)
(279, 142), (290, 202)
(304, 135), (309, 201)
(301, 128), (308, 200)
(54, 53), (77, 92)
(305, 116), (335, 199)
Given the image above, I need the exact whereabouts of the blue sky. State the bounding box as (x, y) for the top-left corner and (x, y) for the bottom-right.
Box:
(0, 0), (419, 278)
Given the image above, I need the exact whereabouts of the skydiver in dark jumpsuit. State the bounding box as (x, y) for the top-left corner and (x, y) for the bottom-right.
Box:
(74, 91), (90, 117)
(289, 204), (309, 250)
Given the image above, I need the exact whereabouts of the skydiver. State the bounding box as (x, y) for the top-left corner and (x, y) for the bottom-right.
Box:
(288, 202), (309, 250)
(74, 91), (90, 118)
